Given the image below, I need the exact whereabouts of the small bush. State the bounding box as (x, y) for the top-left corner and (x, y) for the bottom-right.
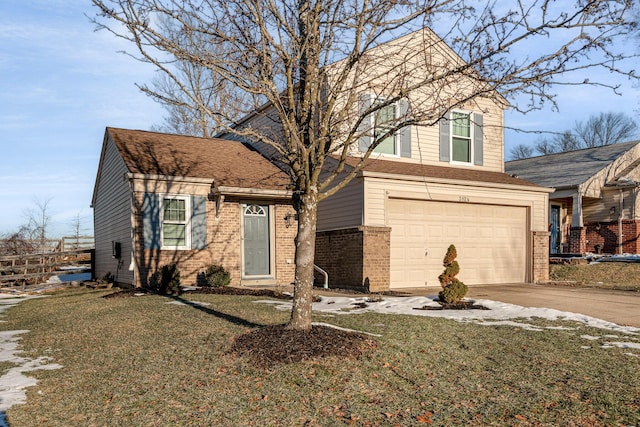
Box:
(201, 264), (231, 288)
(99, 272), (114, 284)
(438, 279), (468, 304)
(148, 264), (182, 296)
(438, 244), (467, 304)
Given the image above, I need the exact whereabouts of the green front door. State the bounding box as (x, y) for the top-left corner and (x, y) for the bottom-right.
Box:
(243, 204), (270, 276)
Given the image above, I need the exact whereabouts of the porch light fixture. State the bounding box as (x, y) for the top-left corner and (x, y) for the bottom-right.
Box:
(609, 206), (616, 215)
(284, 212), (297, 228)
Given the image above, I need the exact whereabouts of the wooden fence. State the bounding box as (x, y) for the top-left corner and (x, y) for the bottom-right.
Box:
(0, 249), (93, 286)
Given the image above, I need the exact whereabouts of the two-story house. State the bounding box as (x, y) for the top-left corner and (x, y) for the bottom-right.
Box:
(227, 28), (553, 292)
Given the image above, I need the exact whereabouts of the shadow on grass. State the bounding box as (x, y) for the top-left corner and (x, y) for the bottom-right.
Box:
(167, 295), (263, 328)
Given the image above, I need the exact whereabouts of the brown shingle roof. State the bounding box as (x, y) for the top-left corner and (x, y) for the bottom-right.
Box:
(107, 127), (290, 190)
(344, 157), (544, 188)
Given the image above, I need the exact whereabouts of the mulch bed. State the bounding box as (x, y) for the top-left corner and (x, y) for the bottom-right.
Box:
(414, 300), (490, 310)
(231, 324), (377, 366)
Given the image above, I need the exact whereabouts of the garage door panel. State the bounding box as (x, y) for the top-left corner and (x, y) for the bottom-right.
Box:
(389, 199), (527, 288)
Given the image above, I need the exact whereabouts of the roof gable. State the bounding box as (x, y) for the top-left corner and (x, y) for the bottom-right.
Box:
(106, 127), (290, 190)
(505, 141), (640, 189)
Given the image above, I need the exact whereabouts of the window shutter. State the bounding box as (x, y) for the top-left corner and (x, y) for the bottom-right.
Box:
(398, 99), (411, 158)
(191, 195), (207, 250)
(357, 93), (373, 152)
(142, 193), (161, 249)
(439, 112), (451, 162)
(473, 113), (483, 166)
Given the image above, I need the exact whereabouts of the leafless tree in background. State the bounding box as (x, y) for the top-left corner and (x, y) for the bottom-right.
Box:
(145, 32), (251, 137)
(509, 144), (534, 160)
(91, 0), (638, 330)
(23, 197), (52, 252)
(574, 112), (638, 148)
(520, 111), (638, 158)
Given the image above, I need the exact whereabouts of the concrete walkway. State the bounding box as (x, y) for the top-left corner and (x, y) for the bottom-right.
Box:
(388, 283), (640, 328)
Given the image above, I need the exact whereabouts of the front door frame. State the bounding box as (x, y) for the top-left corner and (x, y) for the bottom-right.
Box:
(550, 204), (561, 254)
(240, 202), (276, 280)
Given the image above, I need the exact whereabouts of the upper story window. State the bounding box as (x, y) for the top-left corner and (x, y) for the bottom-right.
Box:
(358, 94), (412, 158)
(451, 111), (472, 163)
(162, 196), (191, 249)
(374, 101), (398, 155)
(439, 110), (483, 166)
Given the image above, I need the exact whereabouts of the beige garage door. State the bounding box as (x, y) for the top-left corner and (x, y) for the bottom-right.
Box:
(388, 199), (527, 288)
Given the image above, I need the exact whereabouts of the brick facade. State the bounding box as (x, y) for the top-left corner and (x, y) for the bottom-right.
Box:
(584, 220), (640, 254)
(531, 231), (549, 283)
(315, 226), (391, 292)
(569, 226), (586, 254)
(132, 194), (296, 287)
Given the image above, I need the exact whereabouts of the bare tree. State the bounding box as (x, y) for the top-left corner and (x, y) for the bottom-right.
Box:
(23, 197), (52, 252)
(69, 213), (85, 250)
(91, 0), (638, 330)
(574, 112), (638, 148)
(0, 226), (37, 256)
(145, 32), (251, 137)
(509, 144), (534, 160)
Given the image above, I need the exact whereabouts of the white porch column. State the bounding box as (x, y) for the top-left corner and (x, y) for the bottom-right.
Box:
(571, 192), (583, 227)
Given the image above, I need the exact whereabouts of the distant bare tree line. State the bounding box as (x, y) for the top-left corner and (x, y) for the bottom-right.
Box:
(0, 198), (88, 256)
(509, 111), (639, 160)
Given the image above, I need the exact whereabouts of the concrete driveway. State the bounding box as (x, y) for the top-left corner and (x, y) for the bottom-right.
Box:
(392, 283), (640, 328)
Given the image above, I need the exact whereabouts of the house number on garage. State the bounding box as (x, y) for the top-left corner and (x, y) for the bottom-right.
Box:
(459, 196), (470, 202)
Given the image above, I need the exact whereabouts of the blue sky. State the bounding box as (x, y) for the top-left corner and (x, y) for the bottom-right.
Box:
(1, 1), (638, 238)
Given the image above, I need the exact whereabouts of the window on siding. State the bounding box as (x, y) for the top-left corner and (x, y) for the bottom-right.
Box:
(162, 196), (191, 249)
(451, 111), (472, 163)
(374, 102), (398, 155)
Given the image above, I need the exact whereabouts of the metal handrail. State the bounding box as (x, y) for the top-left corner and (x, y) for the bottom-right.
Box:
(314, 264), (328, 289)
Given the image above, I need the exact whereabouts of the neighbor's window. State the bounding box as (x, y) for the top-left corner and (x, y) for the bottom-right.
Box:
(374, 102), (398, 155)
(451, 111), (472, 163)
(162, 196), (190, 248)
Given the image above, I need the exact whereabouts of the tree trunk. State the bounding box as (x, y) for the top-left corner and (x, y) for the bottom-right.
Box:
(286, 191), (318, 331)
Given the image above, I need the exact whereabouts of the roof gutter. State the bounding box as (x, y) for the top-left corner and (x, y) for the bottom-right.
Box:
(360, 170), (555, 193)
(126, 173), (291, 198)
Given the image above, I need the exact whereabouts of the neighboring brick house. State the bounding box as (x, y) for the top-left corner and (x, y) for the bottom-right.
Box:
(506, 140), (640, 256)
(226, 28), (553, 291)
(91, 127), (297, 288)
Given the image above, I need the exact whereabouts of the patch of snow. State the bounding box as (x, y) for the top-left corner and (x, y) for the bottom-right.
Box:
(604, 341), (640, 350)
(472, 320), (544, 331)
(166, 300), (211, 308)
(581, 335), (601, 341)
(580, 346), (592, 349)
(312, 322), (382, 337)
(0, 297), (63, 423)
(624, 352), (639, 357)
(257, 295), (640, 336)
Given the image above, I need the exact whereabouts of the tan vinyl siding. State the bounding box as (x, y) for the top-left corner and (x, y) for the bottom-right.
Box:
(93, 136), (134, 284)
(223, 104), (285, 161)
(317, 178), (365, 231)
(583, 188), (638, 223)
(363, 176), (548, 232)
(232, 29), (507, 174)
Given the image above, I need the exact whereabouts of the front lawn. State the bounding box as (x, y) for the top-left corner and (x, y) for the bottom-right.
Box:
(549, 262), (640, 291)
(2, 288), (639, 426)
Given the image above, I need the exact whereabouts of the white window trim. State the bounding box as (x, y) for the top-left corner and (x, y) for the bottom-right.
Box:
(449, 109), (474, 165)
(372, 98), (401, 158)
(160, 194), (192, 250)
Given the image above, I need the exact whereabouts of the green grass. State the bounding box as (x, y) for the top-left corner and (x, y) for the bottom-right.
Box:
(549, 262), (640, 291)
(2, 287), (640, 426)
